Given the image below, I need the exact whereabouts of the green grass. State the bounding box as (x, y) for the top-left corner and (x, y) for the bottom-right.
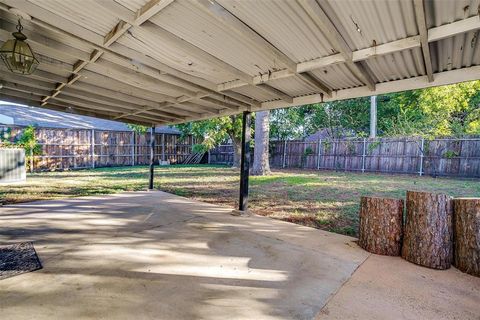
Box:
(1, 165), (479, 236)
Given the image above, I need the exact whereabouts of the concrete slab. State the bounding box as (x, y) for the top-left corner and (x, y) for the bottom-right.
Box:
(0, 191), (368, 320)
(317, 254), (480, 320)
(2, 191), (479, 319)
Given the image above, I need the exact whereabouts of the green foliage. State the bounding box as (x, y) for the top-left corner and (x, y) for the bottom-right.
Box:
(192, 143), (208, 153)
(304, 146), (314, 156)
(269, 80), (480, 139)
(346, 141), (356, 154)
(367, 141), (381, 154)
(21, 126), (42, 156)
(0, 127), (12, 142)
(301, 145), (314, 168)
(127, 124), (149, 134)
(176, 115), (247, 149)
(443, 150), (459, 159)
(322, 140), (332, 150)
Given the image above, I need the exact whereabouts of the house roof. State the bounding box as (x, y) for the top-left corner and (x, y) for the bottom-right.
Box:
(0, 1), (479, 126)
(0, 103), (181, 133)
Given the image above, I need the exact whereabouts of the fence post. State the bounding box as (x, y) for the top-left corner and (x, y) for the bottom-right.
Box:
(303, 142), (307, 168)
(162, 133), (165, 163)
(73, 135), (77, 169)
(91, 129), (95, 169)
(362, 138), (367, 173)
(419, 138), (425, 176)
(282, 140), (287, 168)
(30, 148), (34, 173)
(317, 139), (322, 170)
(131, 131), (135, 166)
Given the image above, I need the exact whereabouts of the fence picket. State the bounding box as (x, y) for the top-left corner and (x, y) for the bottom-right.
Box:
(209, 137), (480, 178)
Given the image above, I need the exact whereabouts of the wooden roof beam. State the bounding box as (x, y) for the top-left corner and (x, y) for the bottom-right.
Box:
(113, 104), (182, 121)
(195, 0), (331, 97)
(414, 0), (434, 82)
(1, 1), (252, 111)
(0, 3), (259, 109)
(135, 0), (175, 25)
(297, 0), (376, 91)
(428, 14), (480, 42)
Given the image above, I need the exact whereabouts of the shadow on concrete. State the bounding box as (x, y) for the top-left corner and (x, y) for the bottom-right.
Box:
(0, 191), (367, 319)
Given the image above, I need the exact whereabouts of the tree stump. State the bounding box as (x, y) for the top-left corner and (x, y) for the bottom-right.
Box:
(358, 196), (404, 256)
(453, 198), (480, 277)
(402, 191), (453, 269)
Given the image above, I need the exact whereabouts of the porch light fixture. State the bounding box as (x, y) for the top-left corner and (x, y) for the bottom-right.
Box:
(0, 19), (39, 75)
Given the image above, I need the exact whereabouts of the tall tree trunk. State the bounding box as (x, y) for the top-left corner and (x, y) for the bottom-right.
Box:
(253, 110), (271, 175)
(231, 135), (242, 168)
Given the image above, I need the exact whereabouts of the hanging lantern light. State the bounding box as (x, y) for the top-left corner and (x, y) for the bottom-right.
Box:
(0, 19), (39, 75)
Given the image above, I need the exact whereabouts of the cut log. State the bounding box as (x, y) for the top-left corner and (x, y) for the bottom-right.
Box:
(453, 198), (480, 277)
(358, 196), (404, 256)
(402, 191), (453, 269)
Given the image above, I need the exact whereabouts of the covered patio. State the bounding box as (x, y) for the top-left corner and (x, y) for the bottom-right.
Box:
(1, 0), (480, 318)
(1, 191), (479, 319)
(0, 0), (479, 211)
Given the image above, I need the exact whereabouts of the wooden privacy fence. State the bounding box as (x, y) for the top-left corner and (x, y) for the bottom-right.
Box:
(209, 137), (480, 178)
(1, 126), (195, 171)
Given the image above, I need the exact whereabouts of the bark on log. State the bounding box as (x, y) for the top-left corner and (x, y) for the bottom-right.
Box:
(358, 196), (404, 256)
(453, 198), (480, 277)
(402, 191), (453, 269)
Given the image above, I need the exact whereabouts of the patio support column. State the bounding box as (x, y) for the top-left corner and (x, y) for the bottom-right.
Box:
(370, 95), (377, 138)
(239, 111), (251, 211)
(148, 126), (155, 190)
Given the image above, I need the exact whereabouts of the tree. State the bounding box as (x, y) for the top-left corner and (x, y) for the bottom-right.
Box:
(176, 115), (245, 167)
(269, 80), (480, 139)
(126, 124), (149, 134)
(252, 110), (270, 175)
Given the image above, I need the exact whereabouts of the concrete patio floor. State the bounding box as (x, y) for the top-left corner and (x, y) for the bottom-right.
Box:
(0, 191), (479, 320)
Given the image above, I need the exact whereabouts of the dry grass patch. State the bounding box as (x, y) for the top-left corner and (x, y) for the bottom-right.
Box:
(1, 165), (479, 236)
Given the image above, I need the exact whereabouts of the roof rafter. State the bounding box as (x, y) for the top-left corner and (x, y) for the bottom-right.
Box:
(193, 0), (331, 99)
(0, 1), (258, 120)
(297, 0), (376, 91)
(414, 0), (434, 82)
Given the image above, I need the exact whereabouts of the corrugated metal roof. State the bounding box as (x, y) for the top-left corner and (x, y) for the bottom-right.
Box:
(267, 76), (319, 97)
(217, 0), (337, 63)
(365, 48), (425, 83)
(0, 0), (478, 125)
(326, 0), (418, 50)
(311, 64), (364, 90)
(29, 0), (121, 37)
(114, 0), (148, 13)
(116, 31), (236, 84)
(149, 0), (290, 76)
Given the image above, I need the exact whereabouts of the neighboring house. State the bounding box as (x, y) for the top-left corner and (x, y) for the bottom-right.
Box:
(0, 103), (181, 134)
(0, 103), (194, 170)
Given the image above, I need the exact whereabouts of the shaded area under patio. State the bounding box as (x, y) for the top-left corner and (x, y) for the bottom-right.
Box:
(0, 191), (479, 319)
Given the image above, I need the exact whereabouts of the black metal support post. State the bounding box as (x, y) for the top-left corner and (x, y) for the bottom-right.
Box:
(239, 111), (251, 211)
(148, 126), (155, 190)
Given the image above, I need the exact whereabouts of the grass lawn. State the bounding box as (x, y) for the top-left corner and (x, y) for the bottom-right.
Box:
(1, 165), (479, 236)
